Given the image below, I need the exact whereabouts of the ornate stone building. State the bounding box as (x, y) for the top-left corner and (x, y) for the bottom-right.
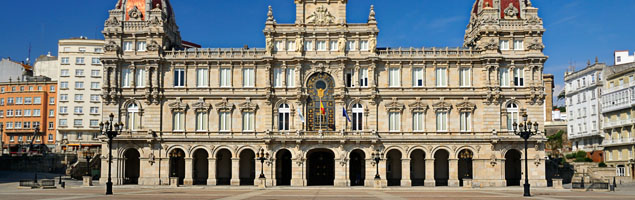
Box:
(100, 0), (549, 187)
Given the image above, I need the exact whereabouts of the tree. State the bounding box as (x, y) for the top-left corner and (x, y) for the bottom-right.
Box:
(547, 130), (564, 157)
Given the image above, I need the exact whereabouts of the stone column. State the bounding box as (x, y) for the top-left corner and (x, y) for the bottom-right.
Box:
(364, 158), (375, 187)
(207, 158), (216, 185)
(401, 158), (412, 186)
(334, 159), (348, 187)
(424, 158), (435, 186)
(291, 158), (305, 186)
(449, 158), (459, 187)
(184, 158), (193, 185)
(231, 158), (240, 186)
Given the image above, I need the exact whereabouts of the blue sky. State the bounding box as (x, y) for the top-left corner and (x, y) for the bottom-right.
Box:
(1, 0), (635, 105)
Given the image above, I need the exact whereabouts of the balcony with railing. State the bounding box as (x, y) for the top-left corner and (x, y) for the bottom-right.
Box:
(601, 86), (635, 113)
(603, 119), (635, 129)
(603, 138), (635, 146)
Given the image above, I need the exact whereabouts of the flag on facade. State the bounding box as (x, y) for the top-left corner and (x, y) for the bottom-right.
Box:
(343, 107), (351, 122)
(320, 100), (326, 115)
(297, 108), (305, 123)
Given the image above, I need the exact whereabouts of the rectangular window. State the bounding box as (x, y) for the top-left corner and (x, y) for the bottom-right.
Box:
(436, 68), (448, 87)
(499, 40), (510, 50)
(74, 94), (83, 102)
(329, 41), (338, 51)
(136, 41), (146, 51)
(78, 47), (86, 52)
(33, 109), (40, 116)
(460, 112), (471, 132)
(24, 97), (32, 104)
(15, 110), (22, 116)
(286, 68), (295, 87)
(220, 68), (231, 87)
(95, 48), (103, 53)
(16, 97), (22, 105)
(75, 81), (84, 89)
(304, 41), (313, 51)
(219, 112), (231, 131)
(74, 119), (82, 127)
(49, 109), (55, 117)
(24, 122), (30, 129)
(436, 111), (448, 131)
(91, 82), (100, 89)
(196, 112), (208, 131)
(317, 41), (327, 51)
(136, 68), (146, 88)
(6, 110), (12, 116)
(6, 123), (12, 129)
(92, 58), (100, 65)
(90, 107), (98, 114)
(172, 112), (184, 131)
(389, 68), (401, 87)
(274, 41), (284, 52)
(74, 106), (83, 114)
(91, 70), (100, 77)
(413, 112), (424, 132)
(24, 109), (31, 116)
(359, 68), (369, 87)
(60, 69), (69, 77)
(513, 68), (524, 86)
(360, 40), (369, 51)
(77, 133), (83, 140)
(459, 68), (471, 87)
(242, 68), (255, 87)
(121, 67), (131, 87)
(90, 95), (100, 102)
(61, 57), (69, 64)
(0, 111), (3, 118)
(196, 68), (209, 87)
(50, 86), (55, 92)
(60, 94), (68, 102)
(76, 57), (85, 65)
(273, 68), (283, 88)
(242, 112), (255, 131)
(9, 136), (14, 142)
(34, 97), (41, 104)
(90, 120), (99, 127)
(412, 67), (424, 87)
(286, 41), (295, 52)
(48, 122), (54, 129)
(513, 40), (524, 50)
(174, 68), (185, 87)
(123, 41), (133, 51)
(500, 68), (510, 87)
(346, 41), (356, 51)
(389, 112), (401, 131)
(7, 98), (13, 105)
(346, 70), (353, 88)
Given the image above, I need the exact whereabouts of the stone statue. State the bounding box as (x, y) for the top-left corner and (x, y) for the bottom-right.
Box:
(369, 37), (377, 53)
(338, 37), (346, 53)
(296, 37), (304, 52)
(266, 38), (274, 54)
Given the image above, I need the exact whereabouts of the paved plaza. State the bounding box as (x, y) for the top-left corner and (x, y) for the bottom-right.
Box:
(1, 182), (635, 200)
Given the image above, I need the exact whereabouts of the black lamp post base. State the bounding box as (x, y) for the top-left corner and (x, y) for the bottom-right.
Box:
(106, 182), (113, 195)
(523, 183), (531, 197)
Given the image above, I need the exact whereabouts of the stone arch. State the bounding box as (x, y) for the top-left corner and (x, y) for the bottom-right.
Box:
(502, 99), (521, 109)
(385, 148), (403, 186)
(349, 149), (366, 186)
(191, 148), (209, 185)
(165, 145), (189, 158)
(238, 148), (256, 185)
(121, 98), (144, 113)
(303, 66), (341, 87)
(212, 146), (236, 159)
(274, 148), (293, 186)
(500, 147), (523, 159)
(273, 99), (295, 114)
(236, 145), (258, 157)
(431, 146), (454, 159)
(455, 146), (478, 159)
(303, 147), (339, 159)
(407, 146), (429, 158)
(347, 148), (369, 160)
(122, 148), (141, 185)
(306, 148), (336, 186)
(189, 145), (212, 158)
(383, 146), (406, 158)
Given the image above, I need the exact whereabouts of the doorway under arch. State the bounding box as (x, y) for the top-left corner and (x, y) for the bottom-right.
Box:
(386, 149), (402, 186)
(123, 148), (140, 185)
(434, 149), (449, 186)
(306, 148), (335, 186)
(192, 149), (209, 185)
(410, 149), (426, 186)
(275, 149), (292, 186)
(349, 149), (366, 186)
(216, 149), (232, 185)
(169, 149), (185, 185)
(505, 149), (522, 186)
(239, 149), (256, 185)
(458, 149), (474, 187)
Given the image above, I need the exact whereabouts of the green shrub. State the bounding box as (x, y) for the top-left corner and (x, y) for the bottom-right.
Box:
(565, 153), (575, 159)
(599, 162), (607, 167)
(576, 151), (587, 159)
(584, 157), (593, 162)
(574, 157), (586, 162)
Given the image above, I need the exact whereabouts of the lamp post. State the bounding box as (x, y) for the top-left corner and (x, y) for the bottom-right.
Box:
(256, 149), (269, 178)
(99, 113), (123, 195)
(512, 113), (539, 197)
(0, 124), (4, 156)
(372, 151), (382, 180)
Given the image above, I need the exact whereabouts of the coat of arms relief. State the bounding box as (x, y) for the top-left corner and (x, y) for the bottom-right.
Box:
(307, 6), (336, 25)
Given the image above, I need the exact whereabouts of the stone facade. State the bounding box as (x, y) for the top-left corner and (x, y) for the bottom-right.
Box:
(99, 0), (548, 187)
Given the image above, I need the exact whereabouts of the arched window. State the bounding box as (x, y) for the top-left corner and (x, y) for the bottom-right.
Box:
(506, 103), (519, 131)
(278, 104), (290, 131)
(352, 104), (363, 131)
(127, 103), (140, 131)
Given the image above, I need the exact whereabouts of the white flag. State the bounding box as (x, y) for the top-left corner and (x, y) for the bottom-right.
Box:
(297, 108), (305, 123)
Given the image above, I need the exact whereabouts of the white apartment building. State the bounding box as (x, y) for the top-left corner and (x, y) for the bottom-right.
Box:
(34, 52), (59, 80)
(564, 62), (605, 152)
(57, 38), (104, 152)
(615, 50), (635, 65)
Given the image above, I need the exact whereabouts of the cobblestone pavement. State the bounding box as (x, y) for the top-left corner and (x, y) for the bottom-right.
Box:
(1, 183), (635, 200)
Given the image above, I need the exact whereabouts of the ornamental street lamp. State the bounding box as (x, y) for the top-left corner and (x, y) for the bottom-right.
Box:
(85, 151), (95, 178)
(513, 113), (539, 197)
(372, 151), (382, 180)
(99, 113), (123, 195)
(256, 149), (269, 179)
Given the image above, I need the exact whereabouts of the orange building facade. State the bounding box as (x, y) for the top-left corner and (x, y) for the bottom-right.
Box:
(0, 80), (57, 155)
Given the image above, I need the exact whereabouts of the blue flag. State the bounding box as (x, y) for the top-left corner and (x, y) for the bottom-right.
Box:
(343, 107), (351, 122)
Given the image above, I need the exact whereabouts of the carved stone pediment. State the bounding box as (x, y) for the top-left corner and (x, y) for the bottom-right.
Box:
(307, 6), (335, 25)
(408, 101), (428, 112)
(456, 101), (476, 112)
(215, 100), (234, 112)
(105, 41), (119, 52)
(105, 17), (120, 27)
(526, 39), (545, 51)
(238, 101), (259, 112)
(432, 101), (452, 111)
(192, 99), (211, 112)
(503, 3), (519, 19)
(168, 101), (188, 111)
(385, 98), (405, 112)
(482, 39), (499, 51)
(128, 6), (143, 20)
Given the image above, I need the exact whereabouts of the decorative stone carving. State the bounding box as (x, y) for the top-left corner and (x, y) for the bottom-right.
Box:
(489, 154), (497, 166)
(482, 39), (499, 51)
(338, 37), (346, 53)
(168, 101), (188, 111)
(192, 98), (211, 112)
(105, 17), (120, 27)
(526, 15), (542, 25)
(369, 38), (377, 53)
(526, 39), (545, 51)
(128, 6), (143, 20)
(534, 154), (541, 166)
(147, 16), (162, 26)
(104, 41), (119, 52)
(408, 101), (428, 112)
(266, 5), (275, 23)
(368, 5), (376, 22)
(215, 99), (234, 112)
(238, 101), (259, 112)
(265, 38), (274, 55)
(307, 6), (335, 25)
(384, 98), (405, 112)
(456, 101), (476, 112)
(147, 41), (161, 51)
(296, 37), (304, 52)
(432, 101), (452, 112)
(481, 14), (498, 24)
(503, 3), (518, 19)
(148, 152), (155, 166)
